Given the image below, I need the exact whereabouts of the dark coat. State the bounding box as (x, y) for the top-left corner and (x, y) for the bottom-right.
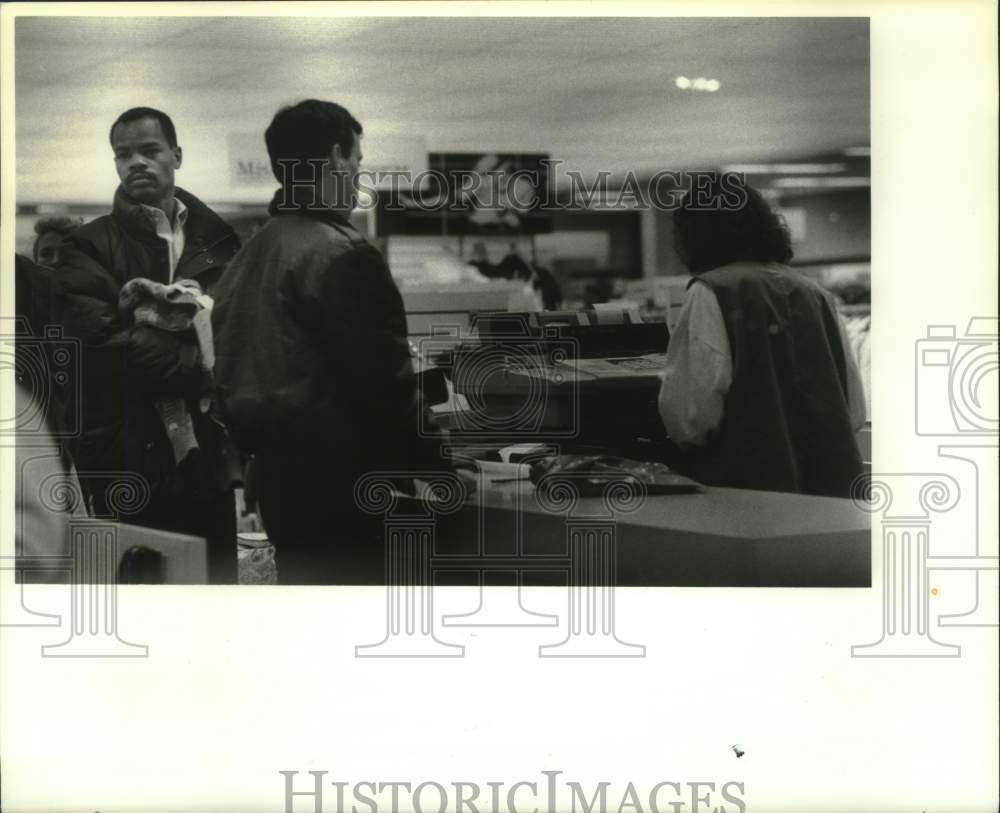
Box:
(13, 254), (76, 441)
(55, 186), (241, 503)
(211, 195), (446, 493)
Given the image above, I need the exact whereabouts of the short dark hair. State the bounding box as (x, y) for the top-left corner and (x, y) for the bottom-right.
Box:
(109, 107), (178, 149)
(32, 215), (83, 260)
(673, 177), (793, 273)
(265, 99), (362, 183)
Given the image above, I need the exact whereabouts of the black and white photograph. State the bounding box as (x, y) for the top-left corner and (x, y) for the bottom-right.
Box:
(0, 3), (996, 812)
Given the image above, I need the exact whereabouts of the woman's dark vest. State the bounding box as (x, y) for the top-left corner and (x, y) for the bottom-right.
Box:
(689, 262), (863, 498)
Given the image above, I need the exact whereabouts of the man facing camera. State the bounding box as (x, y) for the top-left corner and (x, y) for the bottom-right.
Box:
(212, 99), (453, 584)
(57, 107), (241, 582)
(658, 177), (866, 498)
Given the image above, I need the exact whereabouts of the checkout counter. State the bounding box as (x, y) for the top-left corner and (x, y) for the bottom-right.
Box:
(427, 309), (672, 458)
(387, 475), (871, 588)
(402, 309), (871, 589)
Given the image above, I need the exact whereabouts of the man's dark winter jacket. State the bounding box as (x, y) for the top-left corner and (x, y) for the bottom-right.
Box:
(210, 194), (445, 490)
(56, 186), (241, 502)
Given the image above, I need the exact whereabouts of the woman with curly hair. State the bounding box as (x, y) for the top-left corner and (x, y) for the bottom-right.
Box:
(32, 214), (84, 268)
(657, 176), (866, 497)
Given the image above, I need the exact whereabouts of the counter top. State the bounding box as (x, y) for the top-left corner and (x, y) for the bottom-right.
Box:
(395, 478), (872, 587)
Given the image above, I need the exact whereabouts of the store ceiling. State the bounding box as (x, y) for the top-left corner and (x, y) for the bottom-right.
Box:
(14, 15), (870, 203)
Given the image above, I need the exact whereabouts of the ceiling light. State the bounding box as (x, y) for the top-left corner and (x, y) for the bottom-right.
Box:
(675, 76), (721, 92)
(772, 177), (871, 189)
(722, 163), (849, 174)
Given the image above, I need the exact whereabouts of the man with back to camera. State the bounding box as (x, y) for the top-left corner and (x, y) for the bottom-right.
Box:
(657, 176), (866, 498)
(56, 107), (242, 583)
(211, 99), (458, 584)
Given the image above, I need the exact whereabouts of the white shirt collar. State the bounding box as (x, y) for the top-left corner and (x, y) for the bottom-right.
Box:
(140, 197), (188, 231)
(139, 198), (188, 282)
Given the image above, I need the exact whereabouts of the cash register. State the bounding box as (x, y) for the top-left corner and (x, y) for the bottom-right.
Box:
(436, 309), (671, 457)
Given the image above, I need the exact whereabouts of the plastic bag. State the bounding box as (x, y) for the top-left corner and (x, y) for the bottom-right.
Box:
(529, 454), (703, 496)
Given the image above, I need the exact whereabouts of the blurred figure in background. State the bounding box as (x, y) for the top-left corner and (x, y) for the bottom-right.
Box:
(657, 177), (865, 498)
(529, 256), (562, 310)
(467, 241), (562, 309)
(13, 381), (77, 583)
(14, 253), (61, 339)
(582, 277), (616, 307)
(55, 106), (242, 583)
(32, 215), (84, 269)
(466, 241), (508, 280)
(13, 253), (79, 478)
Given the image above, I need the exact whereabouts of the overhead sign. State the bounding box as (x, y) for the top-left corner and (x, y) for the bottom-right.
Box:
(227, 132), (427, 188)
(377, 152), (553, 236)
(227, 133), (272, 186)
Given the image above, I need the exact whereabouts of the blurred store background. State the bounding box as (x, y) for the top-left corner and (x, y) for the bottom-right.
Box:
(13, 15), (871, 414)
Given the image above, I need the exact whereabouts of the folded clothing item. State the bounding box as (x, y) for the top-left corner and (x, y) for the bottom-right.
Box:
(119, 277), (217, 465)
(120, 277), (203, 329)
(529, 454), (703, 496)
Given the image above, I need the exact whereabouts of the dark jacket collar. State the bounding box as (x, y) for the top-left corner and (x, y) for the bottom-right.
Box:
(112, 185), (233, 247)
(266, 187), (358, 234)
